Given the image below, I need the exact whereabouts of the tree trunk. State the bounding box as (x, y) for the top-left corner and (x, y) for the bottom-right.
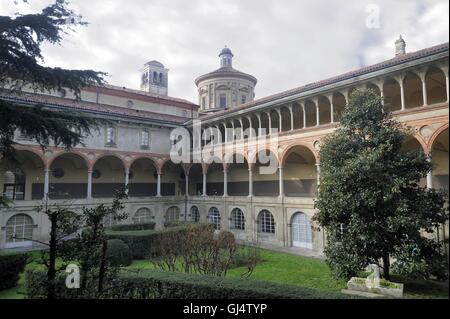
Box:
(47, 213), (58, 299)
(97, 239), (108, 294)
(382, 251), (390, 281)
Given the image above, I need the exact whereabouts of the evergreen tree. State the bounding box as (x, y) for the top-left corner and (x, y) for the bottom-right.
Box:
(0, 0), (106, 206)
(314, 88), (448, 280)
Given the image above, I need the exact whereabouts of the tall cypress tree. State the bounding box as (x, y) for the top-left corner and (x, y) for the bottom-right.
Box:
(314, 88), (448, 280)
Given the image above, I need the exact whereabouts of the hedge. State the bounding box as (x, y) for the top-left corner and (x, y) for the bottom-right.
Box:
(0, 250), (27, 290)
(25, 269), (350, 299)
(105, 223), (211, 259)
(106, 239), (132, 267)
(108, 222), (155, 232)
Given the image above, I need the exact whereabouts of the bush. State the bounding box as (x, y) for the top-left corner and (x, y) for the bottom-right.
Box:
(106, 239), (132, 267)
(0, 250), (27, 290)
(25, 269), (349, 299)
(108, 222), (155, 232)
(106, 223), (211, 259)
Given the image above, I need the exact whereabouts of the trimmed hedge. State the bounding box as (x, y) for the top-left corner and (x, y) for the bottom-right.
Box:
(106, 239), (132, 267)
(108, 222), (155, 232)
(0, 250), (27, 290)
(25, 269), (349, 299)
(105, 223), (211, 259)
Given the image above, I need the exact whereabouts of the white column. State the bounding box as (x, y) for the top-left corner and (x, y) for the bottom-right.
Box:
(257, 113), (262, 136)
(301, 103), (306, 128)
(43, 168), (50, 200)
(124, 168), (129, 187)
(185, 174), (189, 196)
(223, 169), (228, 197)
(330, 98), (334, 124)
(239, 118), (244, 139)
(247, 116), (253, 139)
(426, 155), (433, 189)
(315, 101), (320, 126)
(266, 111), (272, 135)
(278, 166), (284, 197)
(202, 171), (207, 196)
(87, 169), (93, 199)
(289, 104), (294, 131)
(444, 69), (449, 103)
(398, 75), (406, 110)
(316, 163), (321, 188)
(248, 168), (253, 197)
(380, 84), (385, 107)
(156, 172), (162, 197)
(420, 73), (428, 106)
(277, 109), (282, 132)
(223, 123), (228, 143)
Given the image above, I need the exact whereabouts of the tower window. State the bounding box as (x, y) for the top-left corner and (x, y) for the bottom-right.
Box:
(106, 127), (116, 146)
(241, 95), (246, 104)
(219, 94), (227, 108)
(141, 130), (150, 149)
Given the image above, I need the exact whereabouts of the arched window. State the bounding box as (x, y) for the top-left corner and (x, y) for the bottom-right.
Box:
(134, 207), (153, 224)
(3, 168), (25, 200)
(165, 206), (180, 223)
(159, 73), (163, 85)
(208, 207), (220, 230)
(190, 206), (200, 223)
(258, 210), (275, 234)
(230, 208), (245, 230)
(5, 214), (34, 244)
(153, 71), (158, 83)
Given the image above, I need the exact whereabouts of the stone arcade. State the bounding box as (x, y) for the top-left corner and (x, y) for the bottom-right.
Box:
(0, 41), (448, 256)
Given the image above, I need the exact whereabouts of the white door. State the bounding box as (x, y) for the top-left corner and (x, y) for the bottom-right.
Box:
(292, 213), (312, 249)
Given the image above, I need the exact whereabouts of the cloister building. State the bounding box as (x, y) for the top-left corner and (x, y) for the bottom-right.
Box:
(0, 40), (448, 255)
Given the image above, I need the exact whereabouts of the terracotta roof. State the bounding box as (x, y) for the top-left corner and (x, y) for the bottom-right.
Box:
(195, 66), (257, 86)
(0, 90), (191, 125)
(198, 42), (449, 121)
(83, 84), (199, 111)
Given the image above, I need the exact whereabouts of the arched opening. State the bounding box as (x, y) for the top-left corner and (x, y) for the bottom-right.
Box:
(230, 208), (245, 230)
(431, 128), (449, 191)
(426, 67), (447, 104)
(258, 210), (275, 234)
(403, 72), (423, 108)
(367, 83), (381, 96)
(208, 207), (221, 230)
(188, 163), (203, 196)
(304, 100), (316, 127)
(332, 92), (346, 122)
(383, 77), (401, 112)
(292, 102), (304, 129)
(270, 110), (280, 132)
(1, 150), (44, 201)
(253, 149), (279, 197)
(5, 214), (34, 248)
(160, 160), (185, 196)
(226, 153), (249, 196)
(92, 156), (125, 198)
(205, 162), (224, 196)
(401, 136), (427, 188)
(318, 96), (331, 125)
(283, 145), (317, 197)
(49, 153), (88, 199)
(291, 212), (312, 249)
(259, 112), (270, 136)
(129, 158), (158, 197)
(250, 114), (260, 137)
(134, 207), (153, 224)
(190, 206), (200, 222)
(280, 106), (291, 132)
(165, 206), (180, 224)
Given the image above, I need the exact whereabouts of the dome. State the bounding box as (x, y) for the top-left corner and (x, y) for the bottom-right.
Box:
(219, 47), (233, 57)
(146, 60), (165, 68)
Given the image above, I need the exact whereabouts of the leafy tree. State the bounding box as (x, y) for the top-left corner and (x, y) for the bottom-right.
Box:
(314, 88), (449, 281)
(0, 0), (107, 206)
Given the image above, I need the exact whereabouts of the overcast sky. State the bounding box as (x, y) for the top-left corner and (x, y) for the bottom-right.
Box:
(2, 0), (449, 103)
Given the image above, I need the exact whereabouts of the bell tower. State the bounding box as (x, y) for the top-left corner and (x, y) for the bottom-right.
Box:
(140, 60), (169, 96)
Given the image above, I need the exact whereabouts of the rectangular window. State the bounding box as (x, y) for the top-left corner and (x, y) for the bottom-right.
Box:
(202, 96), (206, 108)
(241, 95), (246, 104)
(219, 94), (227, 108)
(141, 130), (150, 149)
(106, 127), (116, 146)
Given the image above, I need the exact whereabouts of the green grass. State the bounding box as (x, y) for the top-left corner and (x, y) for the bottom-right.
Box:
(1, 248), (448, 299)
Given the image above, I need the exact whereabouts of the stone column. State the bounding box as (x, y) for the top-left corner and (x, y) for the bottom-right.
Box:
(247, 116), (253, 139)
(43, 167), (50, 200)
(185, 174), (189, 196)
(156, 172), (162, 197)
(301, 103), (306, 128)
(238, 118), (244, 140)
(223, 123), (228, 143)
(289, 104), (294, 131)
(277, 109), (282, 132)
(266, 111), (272, 135)
(315, 101), (320, 126)
(202, 171), (207, 197)
(223, 168), (228, 197)
(124, 168), (129, 187)
(248, 168), (254, 197)
(420, 72), (428, 106)
(330, 99), (334, 124)
(398, 75), (406, 111)
(87, 169), (93, 199)
(278, 166), (284, 197)
(426, 155), (433, 189)
(316, 163), (321, 191)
